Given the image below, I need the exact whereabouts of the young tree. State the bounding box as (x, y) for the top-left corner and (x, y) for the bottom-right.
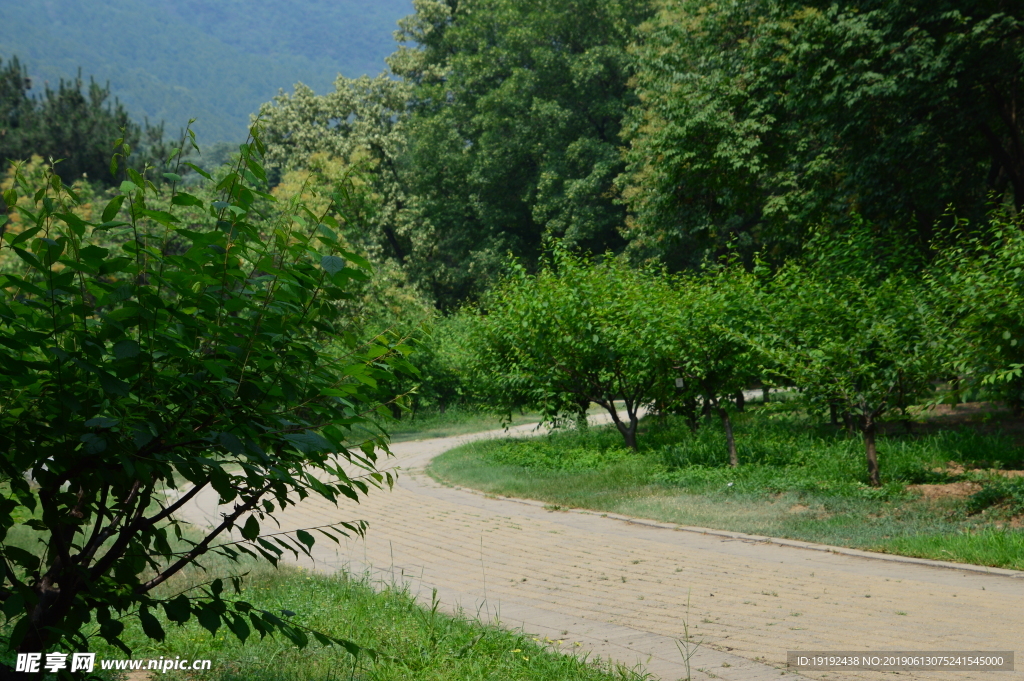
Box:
(0, 125), (412, 662)
(929, 210), (1024, 415)
(760, 230), (940, 486)
(465, 248), (675, 449)
(670, 265), (764, 466)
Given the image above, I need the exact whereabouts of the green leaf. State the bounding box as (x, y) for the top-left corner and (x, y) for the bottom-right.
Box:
(5, 546), (39, 572)
(320, 255), (346, 277)
(139, 606), (166, 641)
(197, 604), (221, 635)
(80, 245), (110, 265)
(241, 515), (260, 541)
(295, 530), (315, 550)
(171, 192), (204, 208)
(99, 371), (131, 397)
(163, 595), (192, 623)
(141, 209), (179, 226)
(113, 339), (141, 359)
(84, 417), (119, 429)
(102, 195), (125, 223)
(226, 612), (251, 643)
(184, 162), (213, 180)
(80, 433), (107, 454)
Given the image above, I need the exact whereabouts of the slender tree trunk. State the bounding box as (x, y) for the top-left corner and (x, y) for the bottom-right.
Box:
(735, 390), (745, 412)
(762, 386), (770, 404)
(841, 412), (855, 437)
(713, 397), (739, 468)
(862, 418), (880, 487)
(829, 401), (839, 427)
(600, 399), (638, 450)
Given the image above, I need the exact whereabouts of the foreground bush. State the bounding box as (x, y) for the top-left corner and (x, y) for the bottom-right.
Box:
(0, 127), (411, 663)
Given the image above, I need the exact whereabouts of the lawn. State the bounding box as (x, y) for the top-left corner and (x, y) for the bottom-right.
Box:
(428, 403), (1024, 570)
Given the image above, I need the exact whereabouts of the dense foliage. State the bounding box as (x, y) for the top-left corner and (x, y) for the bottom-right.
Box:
(0, 126), (412, 660)
(262, 0), (653, 307)
(463, 249), (676, 449)
(619, 0), (1024, 267)
(0, 56), (167, 190)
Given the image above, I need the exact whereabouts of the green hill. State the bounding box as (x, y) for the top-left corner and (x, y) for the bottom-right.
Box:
(0, 0), (412, 144)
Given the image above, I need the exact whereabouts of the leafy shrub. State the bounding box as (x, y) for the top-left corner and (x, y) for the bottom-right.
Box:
(0, 125), (411, 661)
(966, 479), (1024, 517)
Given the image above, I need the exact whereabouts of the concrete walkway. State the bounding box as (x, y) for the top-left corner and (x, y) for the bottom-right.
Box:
(178, 419), (1024, 681)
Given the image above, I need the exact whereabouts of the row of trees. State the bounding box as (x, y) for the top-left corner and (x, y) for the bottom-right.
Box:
(441, 212), (1024, 487)
(257, 0), (1023, 310)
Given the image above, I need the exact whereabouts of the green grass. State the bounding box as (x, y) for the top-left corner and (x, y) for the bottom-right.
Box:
(85, 566), (651, 681)
(428, 410), (1024, 570)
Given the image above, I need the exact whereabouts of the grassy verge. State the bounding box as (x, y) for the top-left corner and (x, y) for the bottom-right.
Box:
(85, 565), (649, 681)
(428, 409), (1024, 570)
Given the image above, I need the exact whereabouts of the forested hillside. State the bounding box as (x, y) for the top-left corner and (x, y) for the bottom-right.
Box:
(0, 0), (412, 143)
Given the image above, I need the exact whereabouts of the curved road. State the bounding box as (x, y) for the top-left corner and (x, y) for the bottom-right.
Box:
(178, 419), (1024, 681)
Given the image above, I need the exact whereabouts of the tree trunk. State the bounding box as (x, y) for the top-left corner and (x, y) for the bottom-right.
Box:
(829, 401), (839, 426)
(621, 425), (637, 450)
(762, 386), (770, 404)
(734, 390), (745, 412)
(863, 418), (880, 487)
(600, 400), (638, 450)
(713, 398), (739, 467)
(841, 412), (855, 437)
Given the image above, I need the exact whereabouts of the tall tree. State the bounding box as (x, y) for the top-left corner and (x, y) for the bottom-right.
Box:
(261, 0), (653, 309)
(619, 0), (1024, 269)
(1, 56), (167, 188)
(391, 0), (653, 305)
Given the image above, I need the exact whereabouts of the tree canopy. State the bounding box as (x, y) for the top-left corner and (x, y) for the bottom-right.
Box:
(619, 0), (1024, 268)
(261, 0), (653, 308)
(0, 56), (167, 189)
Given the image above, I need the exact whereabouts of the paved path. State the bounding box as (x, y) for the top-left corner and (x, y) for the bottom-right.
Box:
(178, 419), (1024, 681)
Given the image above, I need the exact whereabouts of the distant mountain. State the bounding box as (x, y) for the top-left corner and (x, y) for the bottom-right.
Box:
(0, 0), (412, 144)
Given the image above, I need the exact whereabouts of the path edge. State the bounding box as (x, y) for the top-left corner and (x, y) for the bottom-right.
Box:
(425, 476), (1024, 580)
